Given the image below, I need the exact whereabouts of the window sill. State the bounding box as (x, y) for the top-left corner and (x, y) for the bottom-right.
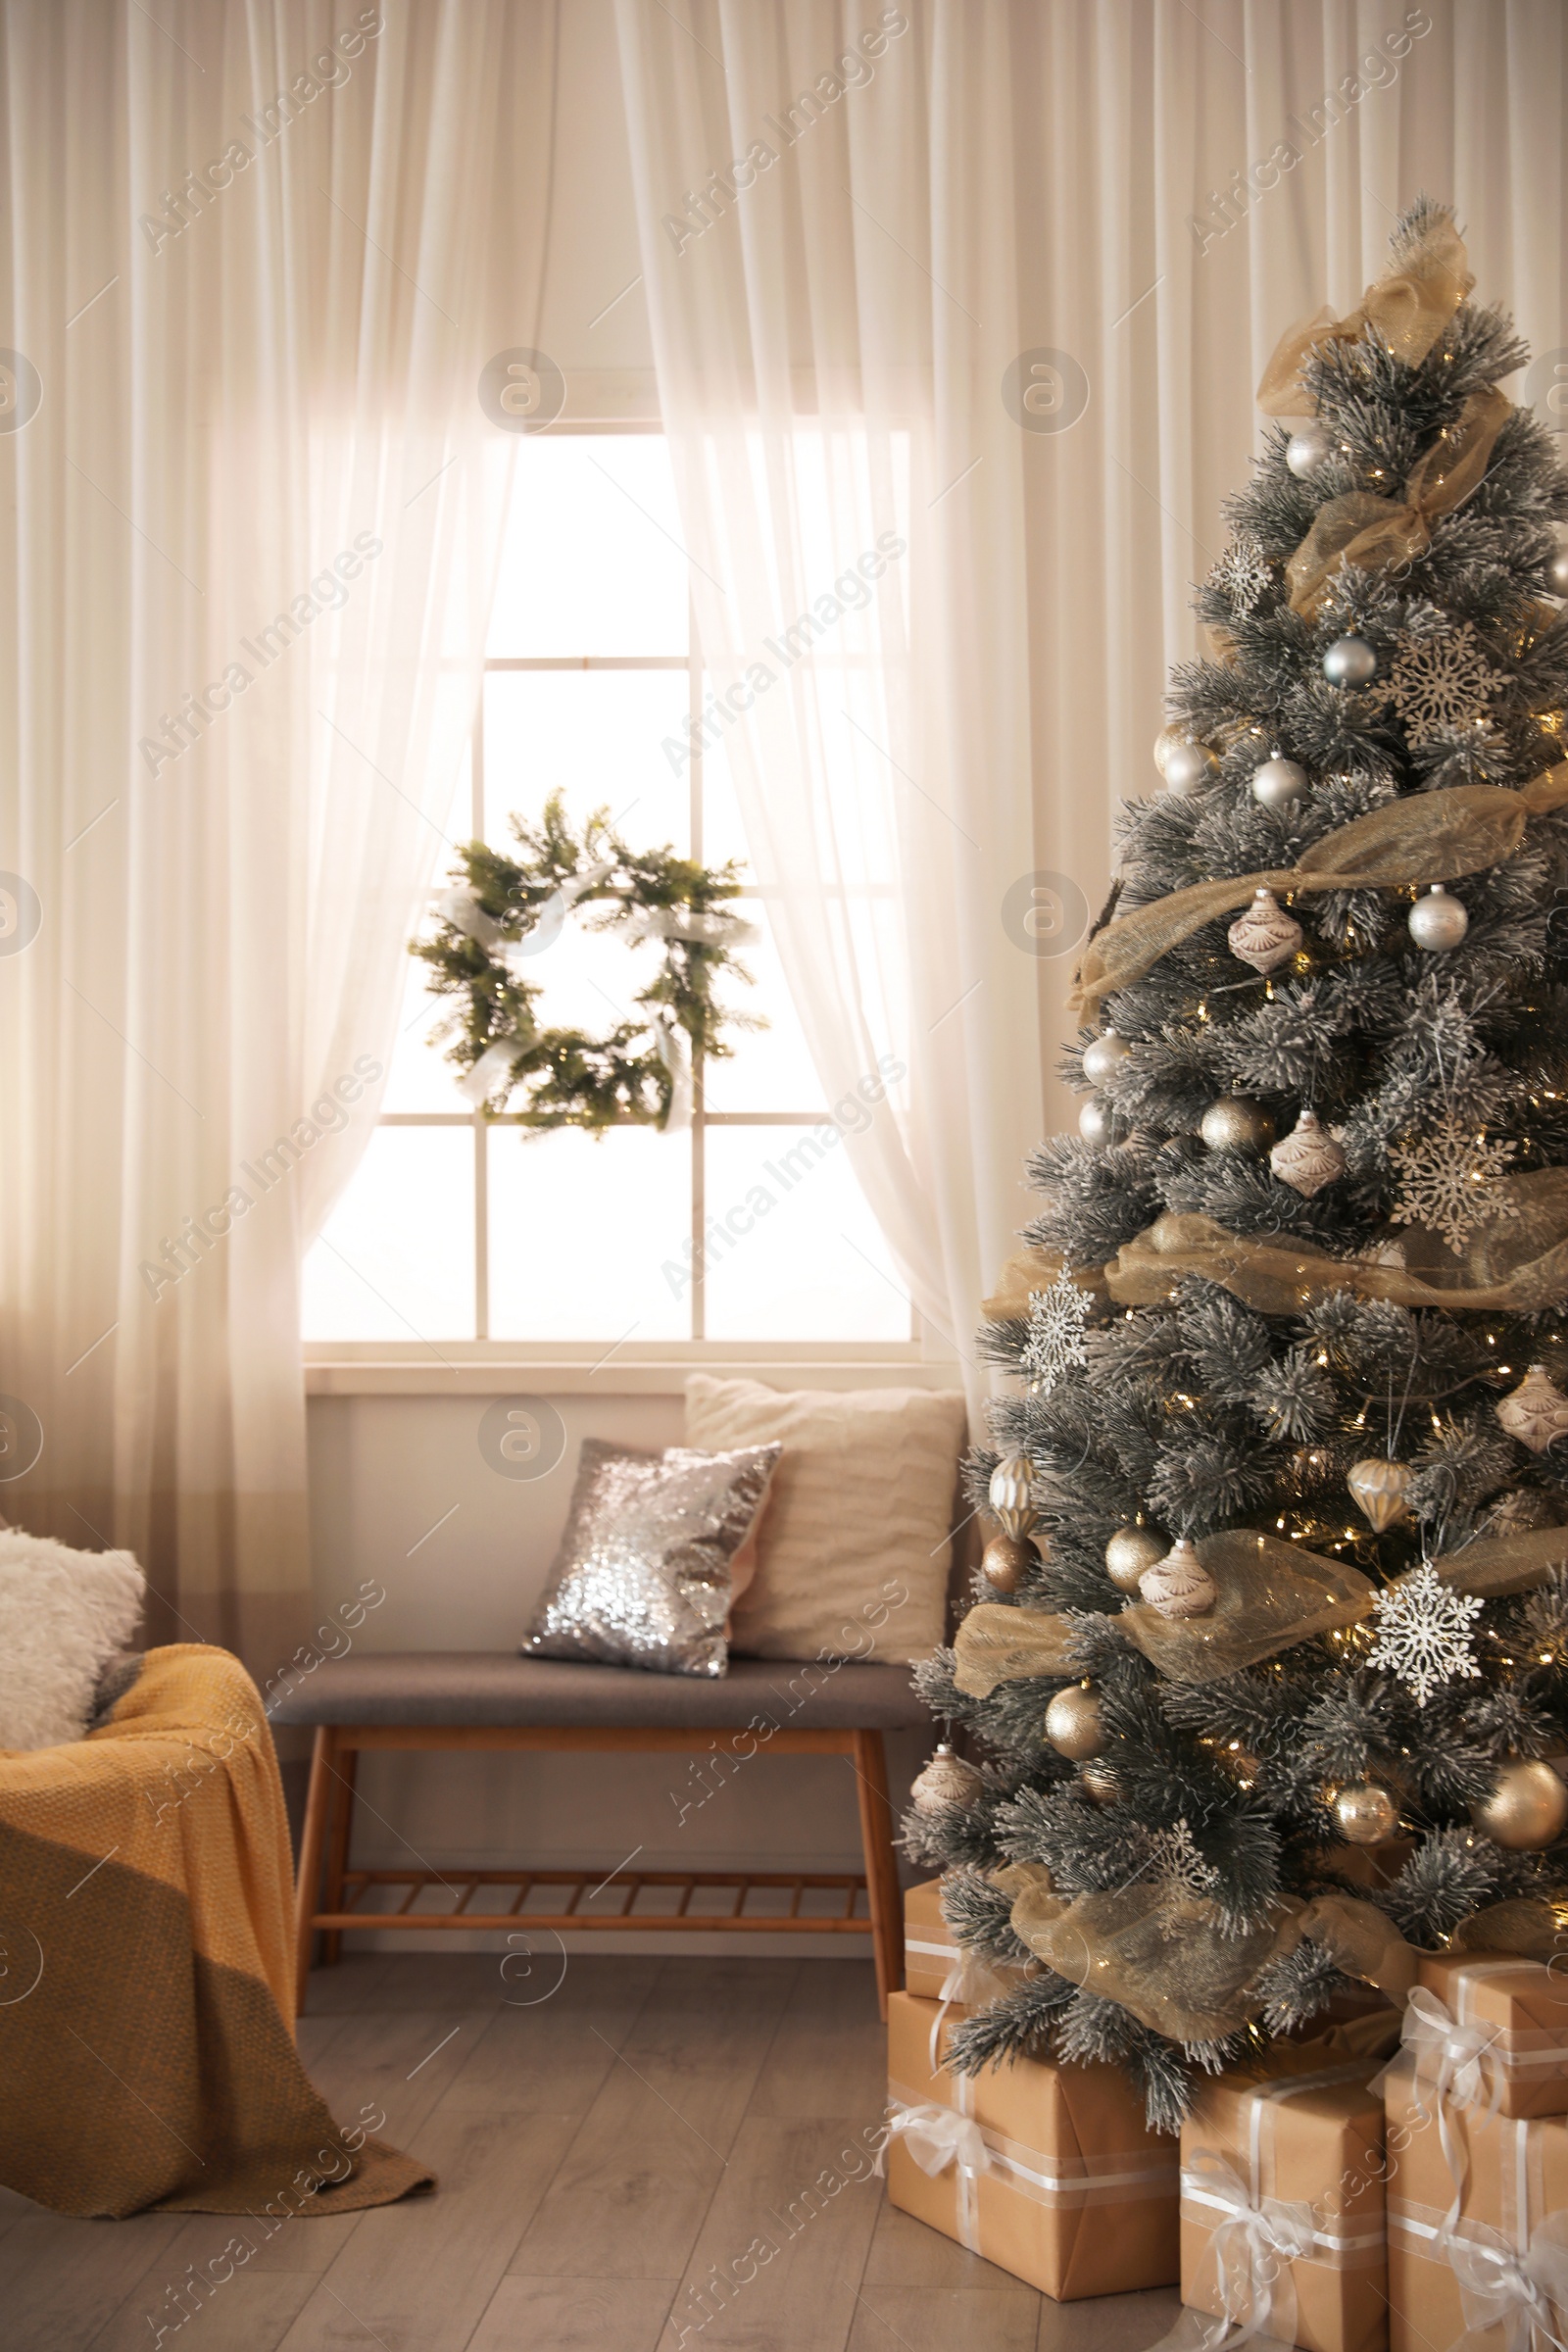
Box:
(304, 1342), (958, 1397)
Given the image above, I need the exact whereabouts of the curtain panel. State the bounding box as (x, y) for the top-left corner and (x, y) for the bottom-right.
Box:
(0, 0), (553, 1664)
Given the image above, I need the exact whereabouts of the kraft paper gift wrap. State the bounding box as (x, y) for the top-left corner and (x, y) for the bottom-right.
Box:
(882, 1989), (1180, 2300)
(902, 1878), (1032, 2006)
(1413, 1951), (1568, 2122)
(1180, 2031), (1393, 2352)
(1385, 2059), (1568, 2352)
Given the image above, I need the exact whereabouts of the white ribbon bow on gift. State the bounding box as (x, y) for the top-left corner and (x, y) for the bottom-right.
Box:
(1449, 2218), (1568, 2352)
(1159, 2147), (1318, 2351)
(1376, 1985), (1503, 2233)
(878, 2098), (994, 2253)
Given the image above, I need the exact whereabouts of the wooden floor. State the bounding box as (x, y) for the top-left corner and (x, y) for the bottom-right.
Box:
(0, 1953), (1184, 2351)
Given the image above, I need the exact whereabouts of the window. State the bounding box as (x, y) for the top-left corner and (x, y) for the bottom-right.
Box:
(303, 433), (912, 1359)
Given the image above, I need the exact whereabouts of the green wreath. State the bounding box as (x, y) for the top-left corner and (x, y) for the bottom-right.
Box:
(412, 792), (758, 1132)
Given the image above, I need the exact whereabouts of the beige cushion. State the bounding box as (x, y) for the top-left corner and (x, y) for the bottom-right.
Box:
(684, 1375), (968, 1665)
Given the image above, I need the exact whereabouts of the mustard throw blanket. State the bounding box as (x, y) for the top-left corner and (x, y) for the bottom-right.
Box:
(0, 1643), (432, 2217)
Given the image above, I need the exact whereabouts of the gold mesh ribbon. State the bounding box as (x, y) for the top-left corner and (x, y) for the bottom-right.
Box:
(1118, 1531), (1376, 1683)
(1106, 1167), (1568, 1320)
(1432, 1520), (1568, 1600)
(1285, 387), (1512, 616)
(1449, 1898), (1568, 1962)
(1256, 212), (1474, 416)
(983, 1246), (1106, 1322)
(1070, 764), (1568, 1020)
(953, 1603), (1082, 1695)
(1296, 1892), (1420, 2001)
(1014, 1885), (1290, 2041)
(1003, 1872), (1416, 2040)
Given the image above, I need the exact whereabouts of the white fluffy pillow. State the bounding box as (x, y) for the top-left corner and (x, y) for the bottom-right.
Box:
(0, 1530), (145, 1751)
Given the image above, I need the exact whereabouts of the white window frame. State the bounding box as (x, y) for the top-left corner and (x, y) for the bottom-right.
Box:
(305, 420), (946, 1396)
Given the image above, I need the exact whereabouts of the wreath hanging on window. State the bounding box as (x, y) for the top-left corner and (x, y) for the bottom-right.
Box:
(412, 793), (758, 1133)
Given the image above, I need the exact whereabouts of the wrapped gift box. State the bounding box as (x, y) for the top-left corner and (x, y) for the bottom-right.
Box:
(1386, 2057), (1568, 2352)
(904, 1878), (960, 2000)
(902, 1878), (1029, 2005)
(884, 1989), (1179, 2299)
(1414, 1951), (1568, 2120)
(1181, 2034), (1391, 2352)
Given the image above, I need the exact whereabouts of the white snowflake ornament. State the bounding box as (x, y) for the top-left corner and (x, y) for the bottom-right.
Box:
(1366, 1562), (1484, 1707)
(1388, 1112), (1520, 1253)
(1208, 534), (1273, 618)
(1145, 1817), (1222, 1931)
(1021, 1264), (1094, 1396)
(1388, 622), (1503, 749)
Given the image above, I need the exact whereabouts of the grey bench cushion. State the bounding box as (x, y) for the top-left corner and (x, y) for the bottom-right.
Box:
(268, 1651), (928, 1732)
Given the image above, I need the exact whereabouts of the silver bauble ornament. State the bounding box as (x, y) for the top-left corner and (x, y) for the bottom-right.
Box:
(911, 1742), (982, 1816)
(1269, 1110), (1347, 1198)
(982, 1533), (1033, 1593)
(1078, 1760), (1120, 1806)
(1200, 1097), (1274, 1154)
(1105, 1525), (1167, 1593)
(1322, 634), (1378, 687)
(1471, 1759), (1568, 1852)
(1228, 887), (1303, 975)
(1078, 1094), (1123, 1147)
(1250, 755), (1309, 811)
(1347, 1457), (1413, 1532)
(1138, 1537), (1219, 1620)
(1334, 1782), (1399, 1845)
(1496, 1364), (1568, 1454)
(1406, 884), (1469, 952)
(1548, 544), (1568, 600)
(1082, 1028), (1132, 1087)
(1044, 1685), (1105, 1761)
(1162, 740), (1219, 796)
(1285, 421), (1335, 478)
(989, 1452), (1038, 1540)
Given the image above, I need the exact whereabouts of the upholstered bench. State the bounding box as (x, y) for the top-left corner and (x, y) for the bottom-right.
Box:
(273, 1652), (929, 2020)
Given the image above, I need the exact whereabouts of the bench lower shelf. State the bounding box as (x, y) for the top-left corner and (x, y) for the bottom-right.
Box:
(317, 1866), (873, 1935)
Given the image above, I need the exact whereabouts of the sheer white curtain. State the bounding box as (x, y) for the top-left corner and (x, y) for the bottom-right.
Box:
(614, 0), (1568, 1395)
(615, 0), (1040, 1382)
(0, 0), (553, 1662)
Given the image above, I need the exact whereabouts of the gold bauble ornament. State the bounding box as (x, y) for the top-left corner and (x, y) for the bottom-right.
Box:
(1496, 1365), (1568, 1455)
(1269, 1110), (1347, 1199)
(1333, 1782), (1398, 1845)
(910, 1742), (982, 1816)
(981, 1533), (1034, 1592)
(1105, 1524), (1167, 1593)
(1138, 1537), (1219, 1620)
(1472, 1759), (1568, 1851)
(1347, 1457), (1413, 1533)
(1044, 1685), (1104, 1761)
(1078, 1760), (1120, 1805)
(1227, 886), (1303, 975)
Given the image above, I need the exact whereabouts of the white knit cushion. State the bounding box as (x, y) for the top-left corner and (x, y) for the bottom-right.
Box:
(684, 1376), (968, 1664)
(0, 1530), (146, 1751)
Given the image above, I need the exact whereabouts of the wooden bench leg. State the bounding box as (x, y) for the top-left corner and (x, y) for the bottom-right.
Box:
(321, 1744), (358, 1967)
(294, 1725), (335, 2024)
(852, 1728), (903, 2021)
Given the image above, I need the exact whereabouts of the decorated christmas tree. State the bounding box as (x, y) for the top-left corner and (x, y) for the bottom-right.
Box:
(906, 201), (1568, 2132)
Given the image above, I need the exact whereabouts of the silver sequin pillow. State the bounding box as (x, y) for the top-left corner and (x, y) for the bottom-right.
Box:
(523, 1439), (781, 1677)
